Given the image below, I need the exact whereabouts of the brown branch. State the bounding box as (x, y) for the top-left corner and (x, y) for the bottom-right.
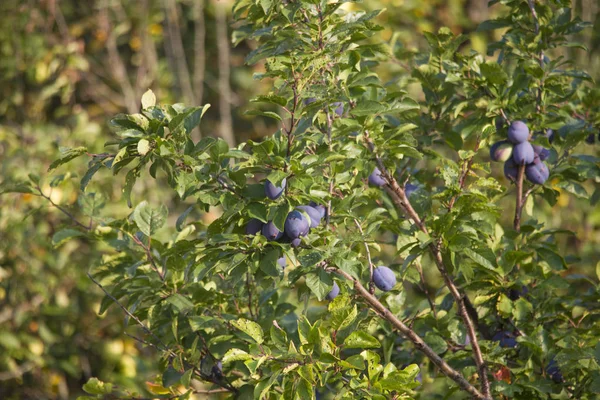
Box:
(330, 267), (486, 400)
(215, 0), (236, 147)
(364, 132), (492, 400)
(130, 233), (165, 282)
(35, 186), (91, 230)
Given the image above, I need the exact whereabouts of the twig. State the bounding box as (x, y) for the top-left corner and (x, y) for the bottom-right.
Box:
(354, 219), (375, 294)
(330, 267), (487, 400)
(246, 272), (255, 319)
(326, 107), (334, 226)
(363, 132), (492, 400)
(130, 233), (165, 282)
(35, 186), (90, 230)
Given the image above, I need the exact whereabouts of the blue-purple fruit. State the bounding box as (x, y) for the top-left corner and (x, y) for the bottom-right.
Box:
(246, 219), (264, 235)
(296, 205), (322, 228)
(512, 142), (535, 165)
(325, 282), (340, 300)
(265, 178), (286, 200)
(373, 266), (396, 291)
(368, 167), (386, 187)
(309, 202), (327, 219)
(490, 140), (514, 162)
(284, 210), (309, 239)
(504, 159), (518, 181)
(492, 331), (517, 348)
(508, 120), (530, 144)
(262, 221), (283, 241)
(546, 359), (563, 383)
(525, 159), (549, 185)
(532, 145), (550, 161)
(278, 256), (286, 269)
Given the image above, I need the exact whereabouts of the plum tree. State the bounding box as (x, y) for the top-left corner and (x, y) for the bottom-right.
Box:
(284, 210), (310, 239)
(372, 266), (396, 292)
(489, 140), (513, 162)
(265, 177), (286, 200)
(325, 282), (340, 300)
(507, 120), (530, 144)
(368, 167), (386, 187)
(245, 218), (264, 235)
(262, 221), (283, 241)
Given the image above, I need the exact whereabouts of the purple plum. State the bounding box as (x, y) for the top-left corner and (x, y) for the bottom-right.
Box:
(512, 142), (535, 165)
(309, 202), (327, 219)
(265, 178), (286, 200)
(325, 282), (340, 300)
(525, 159), (549, 185)
(368, 167), (386, 187)
(532, 145), (550, 161)
(296, 205), (322, 228)
(284, 210), (310, 239)
(490, 140), (514, 162)
(504, 159), (518, 182)
(333, 102), (344, 116)
(291, 238), (301, 248)
(262, 221), (283, 241)
(507, 120), (530, 144)
(492, 331), (517, 348)
(405, 183), (418, 198)
(245, 219), (264, 235)
(373, 266), (396, 292)
(586, 133), (596, 144)
(278, 256), (286, 269)
(546, 359), (563, 383)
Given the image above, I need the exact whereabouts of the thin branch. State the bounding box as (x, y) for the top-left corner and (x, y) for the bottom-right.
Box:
(330, 267), (486, 400)
(246, 272), (255, 319)
(354, 218), (375, 294)
(35, 186), (90, 230)
(363, 132), (492, 400)
(326, 107), (334, 226)
(130, 233), (165, 282)
(215, 0), (236, 147)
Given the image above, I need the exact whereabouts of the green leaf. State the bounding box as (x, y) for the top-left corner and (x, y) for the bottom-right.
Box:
(305, 269), (332, 301)
(463, 248), (496, 271)
(48, 147), (88, 171)
(82, 378), (113, 395)
(52, 229), (84, 248)
(344, 331), (381, 349)
(80, 163), (104, 192)
(223, 348), (253, 364)
(169, 105), (211, 135)
(133, 201), (168, 236)
(232, 318), (264, 344)
(166, 294), (194, 312)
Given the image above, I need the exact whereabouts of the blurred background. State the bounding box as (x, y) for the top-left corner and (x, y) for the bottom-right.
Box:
(0, 0), (598, 398)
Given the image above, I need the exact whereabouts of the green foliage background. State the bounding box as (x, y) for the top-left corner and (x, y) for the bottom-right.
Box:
(0, 0), (599, 399)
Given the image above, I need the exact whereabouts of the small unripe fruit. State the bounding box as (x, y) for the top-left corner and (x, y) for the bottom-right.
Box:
(525, 160), (549, 185)
(284, 210), (310, 239)
(262, 221), (283, 241)
(325, 282), (340, 300)
(333, 102), (343, 116)
(545, 128), (555, 144)
(245, 219), (264, 235)
(490, 140), (513, 162)
(368, 167), (386, 187)
(296, 205), (322, 228)
(265, 178), (286, 200)
(373, 266), (396, 292)
(504, 159), (518, 182)
(507, 121), (530, 144)
(512, 142), (535, 165)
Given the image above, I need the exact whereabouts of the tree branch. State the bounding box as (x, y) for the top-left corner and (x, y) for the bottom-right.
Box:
(354, 218), (375, 294)
(363, 132), (492, 400)
(330, 267), (486, 400)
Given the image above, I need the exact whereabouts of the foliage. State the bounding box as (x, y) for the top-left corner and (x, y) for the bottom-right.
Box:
(2, 0), (600, 399)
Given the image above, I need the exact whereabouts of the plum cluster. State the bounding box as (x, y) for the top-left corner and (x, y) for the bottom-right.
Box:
(250, 176), (398, 301)
(490, 121), (550, 185)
